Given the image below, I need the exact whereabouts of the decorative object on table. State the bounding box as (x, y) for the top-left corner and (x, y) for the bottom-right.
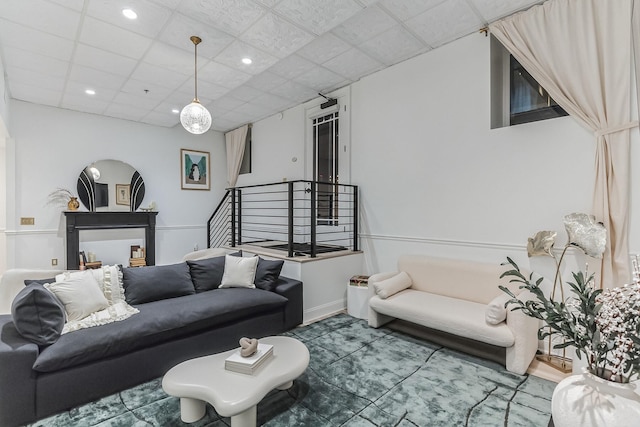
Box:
(129, 245), (146, 267)
(140, 201), (156, 212)
(47, 188), (79, 210)
(225, 341), (274, 375)
(239, 337), (259, 357)
(180, 36), (211, 135)
(347, 275), (370, 320)
(115, 184), (130, 206)
(500, 215), (640, 427)
(181, 149), (210, 190)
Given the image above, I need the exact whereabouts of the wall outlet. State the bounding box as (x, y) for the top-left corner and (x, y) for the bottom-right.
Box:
(20, 217), (35, 225)
(51, 258), (58, 266)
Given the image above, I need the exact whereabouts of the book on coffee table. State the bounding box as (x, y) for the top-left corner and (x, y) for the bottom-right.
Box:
(225, 343), (274, 375)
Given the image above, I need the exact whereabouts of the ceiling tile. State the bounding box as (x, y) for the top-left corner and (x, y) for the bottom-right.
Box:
(331, 6), (397, 46)
(323, 48), (382, 81)
(120, 78), (175, 101)
(240, 13), (314, 59)
(86, 0), (173, 38)
(198, 61), (253, 89)
(270, 80), (317, 103)
(179, 0), (266, 37)
(6, 66), (66, 92)
(214, 41), (279, 75)
(379, 0), (446, 21)
(245, 72), (288, 92)
(0, 19), (75, 61)
(47, 0), (84, 12)
(104, 102), (149, 122)
(252, 93), (294, 110)
(227, 86), (267, 102)
(130, 62), (190, 90)
(80, 17), (154, 59)
(64, 81), (118, 101)
(159, 13), (235, 59)
(405, 0), (484, 48)
(73, 44), (138, 77)
(3, 47), (69, 78)
(68, 64), (127, 91)
(61, 93), (110, 115)
(359, 25), (427, 65)
(174, 78), (230, 104)
(143, 42), (196, 75)
(8, 82), (62, 107)
(210, 95), (246, 111)
(141, 110), (179, 127)
(468, 0), (540, 22)
(274, 0), (363, 35)
(0, 0), (80, 39)
(296, 33), (353, 64)
(233, 102), (272, 118)
(254, 0), (281, 8)
(267, 55), (316, 80)
(293, 67), (347, 92)
(111, 91), (163, 110)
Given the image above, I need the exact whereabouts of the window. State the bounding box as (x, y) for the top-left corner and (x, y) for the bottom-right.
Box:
(239, 126), (251, 175)
(490, 35), (567, 128)
(313, 111), (339, 225)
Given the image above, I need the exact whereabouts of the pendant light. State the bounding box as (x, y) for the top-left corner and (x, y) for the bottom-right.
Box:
(181, 36), (211, 134)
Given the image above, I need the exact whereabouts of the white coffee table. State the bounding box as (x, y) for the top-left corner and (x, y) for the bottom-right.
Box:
(162, 336), (309, 427)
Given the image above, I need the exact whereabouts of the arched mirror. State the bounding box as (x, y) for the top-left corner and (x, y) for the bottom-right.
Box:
(77, 160), (145, 211)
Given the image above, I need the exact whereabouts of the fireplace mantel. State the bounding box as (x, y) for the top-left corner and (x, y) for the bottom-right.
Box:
(64, 211), (158, 269)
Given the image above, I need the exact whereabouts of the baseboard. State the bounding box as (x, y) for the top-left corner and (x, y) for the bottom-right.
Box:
(303, 299), (346, 324)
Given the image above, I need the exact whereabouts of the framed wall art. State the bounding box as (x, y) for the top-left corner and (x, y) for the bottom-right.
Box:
(181, 148), (210, 190)
(115, 184), (131, 206)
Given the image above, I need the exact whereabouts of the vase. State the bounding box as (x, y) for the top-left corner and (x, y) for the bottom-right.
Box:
(67, 197), (80, 211)
(551, 369), (640, 427)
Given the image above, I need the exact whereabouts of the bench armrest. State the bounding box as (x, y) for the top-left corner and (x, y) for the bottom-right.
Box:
(273, 276), (303, 330)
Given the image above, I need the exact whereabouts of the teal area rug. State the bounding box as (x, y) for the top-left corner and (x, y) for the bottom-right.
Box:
(29, 314), (555, 426)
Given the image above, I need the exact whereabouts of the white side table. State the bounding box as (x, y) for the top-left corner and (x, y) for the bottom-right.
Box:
(162, 336), (309, 427)
(347, 275), (370, 320)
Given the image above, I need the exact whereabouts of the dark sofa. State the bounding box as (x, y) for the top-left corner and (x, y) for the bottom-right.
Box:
(0, 259), (303, 427)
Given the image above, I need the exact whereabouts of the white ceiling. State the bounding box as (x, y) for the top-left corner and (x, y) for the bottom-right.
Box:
(0, 0), (540, 133)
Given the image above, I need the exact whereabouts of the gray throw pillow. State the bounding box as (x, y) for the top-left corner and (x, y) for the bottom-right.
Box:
(24, 278), (56, 286)
(255, 257), (284, 291)
(11, 284), (65, 346)
(123, 262), (194, 305)
(186, 251), (242, 293)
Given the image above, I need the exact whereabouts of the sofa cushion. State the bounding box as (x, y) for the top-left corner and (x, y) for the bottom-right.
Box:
(373, 271), (412, 299)
(123, 262), (194, 304)
(485, 293), (511, 325)
(369, 290), (515, 347)
(11, 284), (66, 345)
(219, 255), (258, 288)
(255, 257), (284, 291)
(33, 288), (287, 372)
(45, 272), (109, 322)
(187, 252), (241, 293)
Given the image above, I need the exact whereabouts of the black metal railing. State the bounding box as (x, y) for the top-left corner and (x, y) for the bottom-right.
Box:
(207, 180), (358, 258)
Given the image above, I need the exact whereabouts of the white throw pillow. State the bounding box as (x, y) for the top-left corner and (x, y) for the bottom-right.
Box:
(62, 300), (139, 334)
(373, 271), (412, 299)
(46, 271), (109, 322)
(485, 293), (512, 325)
(219, 255), (258, 289)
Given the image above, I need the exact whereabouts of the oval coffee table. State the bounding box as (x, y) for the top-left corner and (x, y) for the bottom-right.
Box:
(162, 336), (309, 427)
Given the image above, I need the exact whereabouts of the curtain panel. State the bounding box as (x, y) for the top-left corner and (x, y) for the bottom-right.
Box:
(225, 124), (249, 188)
(490, 0), (637, 288)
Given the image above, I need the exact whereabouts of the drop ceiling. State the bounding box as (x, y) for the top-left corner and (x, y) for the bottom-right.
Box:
(0, 0), (540, 133)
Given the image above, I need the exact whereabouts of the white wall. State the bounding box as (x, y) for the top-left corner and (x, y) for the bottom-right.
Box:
(7, 101), (227, 268)
(247, 32), (638, 281)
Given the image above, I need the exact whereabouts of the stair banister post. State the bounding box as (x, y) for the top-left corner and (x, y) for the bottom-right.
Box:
(288, 181), (294, 257)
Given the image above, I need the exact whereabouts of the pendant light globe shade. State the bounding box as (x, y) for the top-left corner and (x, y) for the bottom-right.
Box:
(180, 100), (211, 134)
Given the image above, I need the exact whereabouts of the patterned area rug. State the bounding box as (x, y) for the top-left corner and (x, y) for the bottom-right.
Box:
(30, 314), (555, 426)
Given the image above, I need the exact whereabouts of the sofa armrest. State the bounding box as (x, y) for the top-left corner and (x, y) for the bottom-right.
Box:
(0, 315), (40, 427)
(273, 276), (303, 330)
(504, 290), (540, 375)
(367, 271), (400, 328)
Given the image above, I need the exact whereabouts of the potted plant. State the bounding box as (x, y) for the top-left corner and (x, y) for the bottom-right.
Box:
(500, 213), (640, 426)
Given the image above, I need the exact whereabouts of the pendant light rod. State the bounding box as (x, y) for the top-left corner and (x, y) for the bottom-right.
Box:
(191, 36), (201, 102)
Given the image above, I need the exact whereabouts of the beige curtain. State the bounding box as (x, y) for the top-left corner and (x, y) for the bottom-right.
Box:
(490, 0), (638, 288)
(225, 124), (249, 187)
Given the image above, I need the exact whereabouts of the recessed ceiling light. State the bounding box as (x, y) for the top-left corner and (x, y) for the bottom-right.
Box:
(122, 8), (137, 19)
(241, 57), (252, 65)
(85, 89), (96, 95)
(171, 108), (180, 114)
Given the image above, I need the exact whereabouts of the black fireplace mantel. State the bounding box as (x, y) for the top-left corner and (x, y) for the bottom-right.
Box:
(64, 211), (158, 270)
